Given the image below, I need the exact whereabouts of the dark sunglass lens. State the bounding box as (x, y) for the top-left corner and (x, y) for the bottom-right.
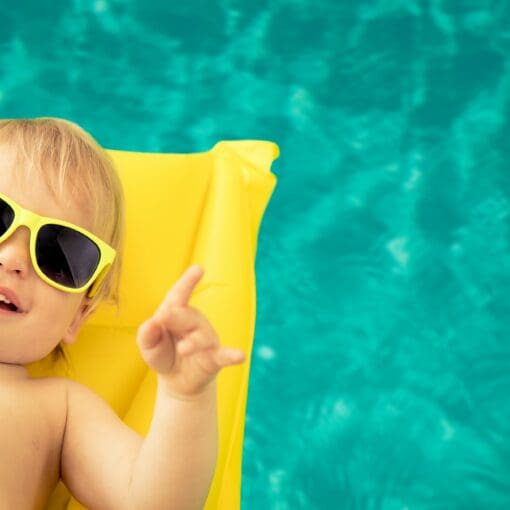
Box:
(36, 225), (101, 288)
(0, 198), (15, 236)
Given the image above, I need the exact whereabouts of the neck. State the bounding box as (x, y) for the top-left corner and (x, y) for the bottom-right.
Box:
(0, 362), (29, 380)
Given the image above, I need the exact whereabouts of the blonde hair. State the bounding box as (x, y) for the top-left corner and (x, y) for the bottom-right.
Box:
(0, 117), (125, 361)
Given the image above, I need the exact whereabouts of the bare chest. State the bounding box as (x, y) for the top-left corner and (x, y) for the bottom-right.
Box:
(0, 381), (65, 510)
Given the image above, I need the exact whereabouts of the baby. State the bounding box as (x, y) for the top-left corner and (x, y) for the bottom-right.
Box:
(0, 118), (246, 509)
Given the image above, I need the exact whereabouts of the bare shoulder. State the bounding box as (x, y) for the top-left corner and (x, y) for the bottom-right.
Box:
(26, 376), (69, 424)
(63, 378), (130, 424)
(62, 377), (142, 450)
(62, 378), (122, 432)
(27, 374), (68, 394)
(23, 377), (108, 439)
(59, 379), (143, 509)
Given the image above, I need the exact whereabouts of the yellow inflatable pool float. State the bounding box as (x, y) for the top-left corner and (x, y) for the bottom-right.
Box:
(28, 140), (279, 509)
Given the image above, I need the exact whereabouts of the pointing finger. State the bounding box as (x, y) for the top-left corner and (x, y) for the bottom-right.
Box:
(160, 264), (204, 310)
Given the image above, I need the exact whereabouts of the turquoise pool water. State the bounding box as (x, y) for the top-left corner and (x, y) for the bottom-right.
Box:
(2, 1), (510, 508)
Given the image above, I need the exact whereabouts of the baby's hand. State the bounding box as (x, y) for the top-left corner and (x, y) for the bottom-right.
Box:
(136, 265), (245, 398)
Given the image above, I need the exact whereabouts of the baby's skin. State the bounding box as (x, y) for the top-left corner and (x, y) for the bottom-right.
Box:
(0, 147), (245, 509)
(0, 372), (67, 508)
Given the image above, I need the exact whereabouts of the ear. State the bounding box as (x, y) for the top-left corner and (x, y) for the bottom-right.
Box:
(61, 297), (94, 345)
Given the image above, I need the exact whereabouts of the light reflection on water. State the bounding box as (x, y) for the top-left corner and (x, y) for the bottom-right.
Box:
(2, 1), (510, 508)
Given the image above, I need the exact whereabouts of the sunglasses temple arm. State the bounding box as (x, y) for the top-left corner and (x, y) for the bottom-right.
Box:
(87, 265), (111, 299)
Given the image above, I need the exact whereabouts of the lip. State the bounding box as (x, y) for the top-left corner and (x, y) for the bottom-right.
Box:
(0, 286), (24, 313)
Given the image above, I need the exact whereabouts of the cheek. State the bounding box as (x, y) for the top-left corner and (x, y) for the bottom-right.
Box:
(17, 295), (84, 363)
(33, 292), (84, 339)
(46, 292), (84, 320)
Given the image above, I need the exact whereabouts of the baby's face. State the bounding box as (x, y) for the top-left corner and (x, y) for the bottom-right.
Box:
(0, 146), (91, 368)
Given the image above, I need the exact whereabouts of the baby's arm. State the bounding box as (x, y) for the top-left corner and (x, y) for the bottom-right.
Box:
(126, 378), (219, 509)
(63, 378), (217, 509)
(62, 265), (245, 510)
(62, 381), (142, 508)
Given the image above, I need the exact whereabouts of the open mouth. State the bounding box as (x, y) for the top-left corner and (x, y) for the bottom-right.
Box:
(0, 301), (20, 313)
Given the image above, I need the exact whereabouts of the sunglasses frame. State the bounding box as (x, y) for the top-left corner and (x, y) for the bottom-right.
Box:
(0, 191), (116, 297)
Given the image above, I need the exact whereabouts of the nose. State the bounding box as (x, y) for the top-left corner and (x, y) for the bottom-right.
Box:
(0, 226), (31, 278)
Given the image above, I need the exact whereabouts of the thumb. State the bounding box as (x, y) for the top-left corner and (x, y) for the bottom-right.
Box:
(137, 319), (163, 350)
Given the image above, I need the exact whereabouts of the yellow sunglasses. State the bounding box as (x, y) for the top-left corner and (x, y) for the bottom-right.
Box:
(0, 191), (116, 297)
